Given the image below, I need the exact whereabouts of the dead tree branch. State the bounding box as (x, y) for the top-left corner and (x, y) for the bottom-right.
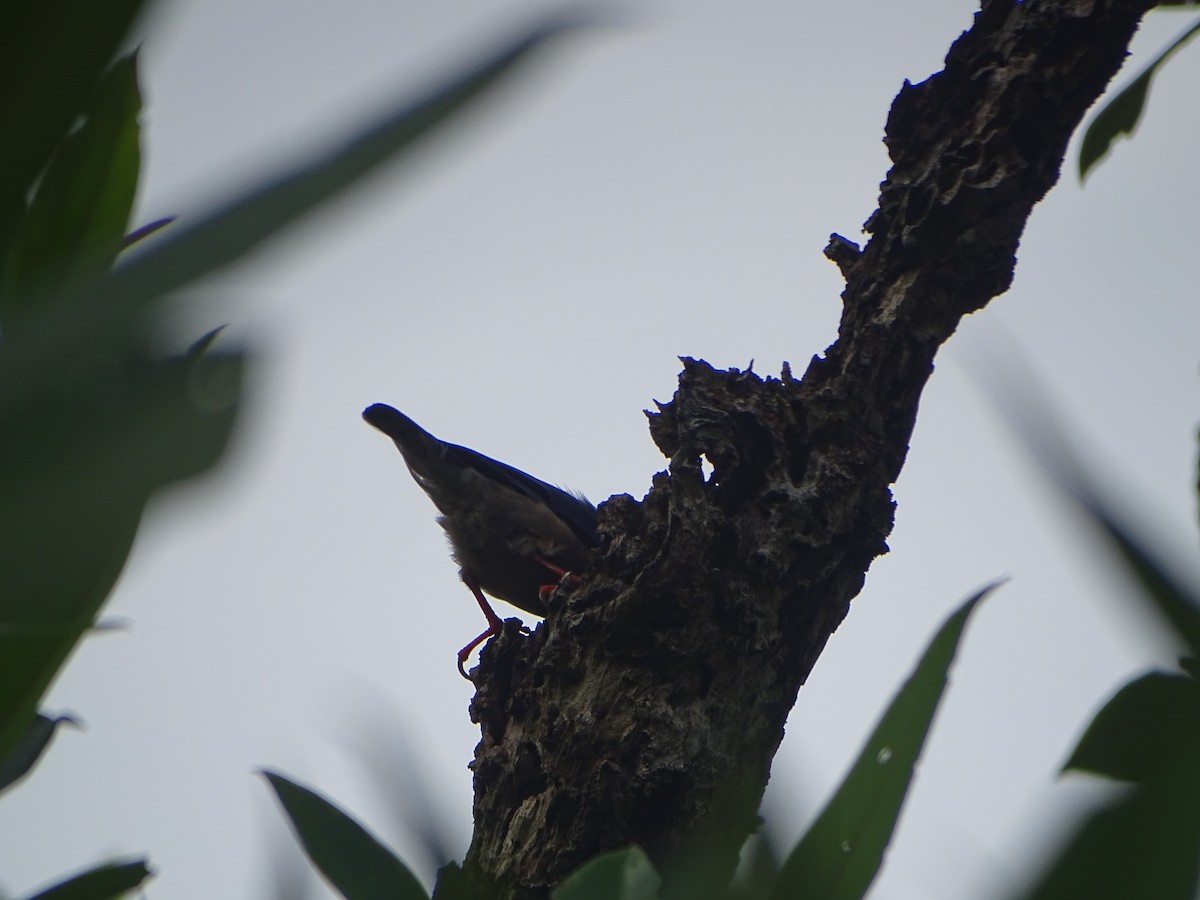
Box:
(461, 1), (1154, 895)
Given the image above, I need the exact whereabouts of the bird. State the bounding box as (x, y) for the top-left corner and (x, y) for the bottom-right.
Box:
(362, 403), (600, 677)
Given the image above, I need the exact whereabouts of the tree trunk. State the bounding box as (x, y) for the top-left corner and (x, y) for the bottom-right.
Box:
(461, 1), (1154, 895)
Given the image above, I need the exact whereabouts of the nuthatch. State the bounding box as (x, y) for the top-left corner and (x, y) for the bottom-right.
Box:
(362, 403), (599, 677)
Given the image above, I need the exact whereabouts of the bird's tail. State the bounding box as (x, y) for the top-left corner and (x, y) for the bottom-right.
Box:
(362, 403), (445, 475)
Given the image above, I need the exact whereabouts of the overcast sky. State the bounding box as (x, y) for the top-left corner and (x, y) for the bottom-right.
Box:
(3, 2), (1200, 898)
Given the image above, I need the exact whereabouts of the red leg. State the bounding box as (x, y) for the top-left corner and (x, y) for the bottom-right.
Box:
(459, 564), (583, 677)
(534, 556), (568, 578)
(534, 555), (580, 603)
(457, 627), (495, 679)
(458, 574), (503, 679)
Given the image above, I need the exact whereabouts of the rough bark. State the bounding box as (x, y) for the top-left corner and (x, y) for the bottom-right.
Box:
(461, 1), (1154, 895)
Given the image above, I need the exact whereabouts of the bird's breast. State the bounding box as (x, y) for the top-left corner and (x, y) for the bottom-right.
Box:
(434, 471), (591, 616)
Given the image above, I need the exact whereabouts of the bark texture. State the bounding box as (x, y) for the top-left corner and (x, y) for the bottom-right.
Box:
(461, 1), (1153, 895)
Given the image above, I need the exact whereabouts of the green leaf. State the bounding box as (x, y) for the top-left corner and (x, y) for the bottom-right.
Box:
(20, 858), (152, 900)
(1015, 782), (1200, 900)
(0, 0), (147, 255)
(1079, 17), (1200, 179)
(0, 14), (574, 767)
(263, 769), (429, 900)
(552, 846), (662, 900)
(0, 712), (79, 794)
(0, 345), (244, 761)
(770, 583), (998, 900)
(1064, 670), (1200, 783)
(6, 53), (142, 303)
(0, 15), (578, 429)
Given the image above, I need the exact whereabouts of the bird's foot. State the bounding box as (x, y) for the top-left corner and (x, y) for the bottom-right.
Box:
(457, 626), (496, 679)
(538, 570), (580, 604)
(457, 617), (533, 679)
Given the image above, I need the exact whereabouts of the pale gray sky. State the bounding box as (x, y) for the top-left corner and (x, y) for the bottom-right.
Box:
(3, 2), (1200, 898)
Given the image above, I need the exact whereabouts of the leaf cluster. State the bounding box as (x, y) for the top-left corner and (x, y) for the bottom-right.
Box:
(0, 3), (573, 897)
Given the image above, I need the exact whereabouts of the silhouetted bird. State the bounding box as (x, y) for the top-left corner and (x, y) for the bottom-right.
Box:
(363, 403), (599, 676)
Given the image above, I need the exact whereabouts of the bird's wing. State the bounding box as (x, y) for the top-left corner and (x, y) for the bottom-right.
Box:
(441, 442), (600, 548)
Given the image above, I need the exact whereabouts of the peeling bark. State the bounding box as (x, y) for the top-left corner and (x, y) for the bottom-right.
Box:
(460, 1), (1154, 895)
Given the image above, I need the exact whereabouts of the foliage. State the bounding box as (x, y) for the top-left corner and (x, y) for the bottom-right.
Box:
(1079, 3), (1200, 178)
(999, 418), (1200, 900)
(264, 772), (429, 900)
(18, 862), (152, 900)
(0, 714), (78, 794)
(0, 3), (576, 897)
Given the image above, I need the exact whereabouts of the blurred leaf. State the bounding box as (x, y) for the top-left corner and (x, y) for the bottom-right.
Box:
(0, 14), (579, 434)
(0, 0), (147, 255)
(100, 16), (578, 312)
(978, 349), (1200, 655)
(120, 216), (174, 251)
(981, 363), (1200, 898)
(1015, 781), (1200, 900)
(1064, 670), (1200, 782)
(770, 582), (997, 900)
(89, 618), (132, 634)
(1079, 63), (1150, 180)
(186, 325), (229, 361)
(1079, 496), (1200, 659)
(20, 858), (152, 900)
(6, 53), (141, 305)
(263, 770), (429, 900)
(1080, 17), (1200, 178)
(0, 345), (244, 761)
(552, 846), (662, 900)
(0, 712), (79, 794)
(346, 708), (460, 881)
(0, 9), (577, 773)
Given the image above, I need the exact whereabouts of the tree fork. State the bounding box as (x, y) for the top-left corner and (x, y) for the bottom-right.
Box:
(462, 1), (1154, 895)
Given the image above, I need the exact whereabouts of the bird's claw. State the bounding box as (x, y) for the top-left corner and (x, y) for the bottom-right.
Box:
(456, 618), (534, 679)
(538, 570), (580, 604)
